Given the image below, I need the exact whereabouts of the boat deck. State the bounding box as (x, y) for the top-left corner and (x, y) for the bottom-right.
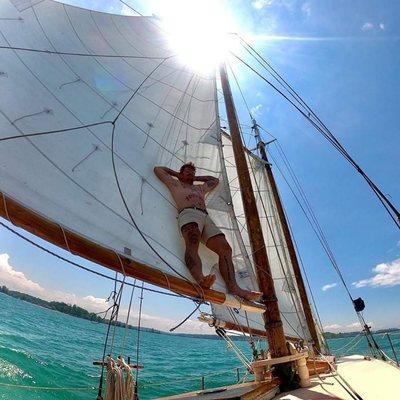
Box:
(158, 355), (400, 400)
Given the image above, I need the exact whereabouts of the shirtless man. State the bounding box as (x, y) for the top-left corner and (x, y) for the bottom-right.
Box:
(154, 162), (262, 302)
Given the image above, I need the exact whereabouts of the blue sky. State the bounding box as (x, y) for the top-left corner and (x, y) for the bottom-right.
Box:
(1, 0), (399, 334)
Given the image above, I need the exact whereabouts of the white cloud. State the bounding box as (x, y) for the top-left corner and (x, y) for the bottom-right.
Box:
(324, 323), (342, 331)
(250, 104), (263, 117)
(322, 283), (337, 291)
(252, 0), (274, 10)
(353, 258), (400, 288)
(0, 253), (212, 334)
(324, 321), (372, 333)
(361, 22), (374, 31)
(0, 254), (44, 294)
(0, 252), (110, 313)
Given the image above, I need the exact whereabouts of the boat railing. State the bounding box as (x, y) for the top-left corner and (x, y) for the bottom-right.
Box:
(384, 332), (399, 367)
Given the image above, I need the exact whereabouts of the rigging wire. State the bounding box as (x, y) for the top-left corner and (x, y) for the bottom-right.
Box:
(169, 301), (203, 332)
(265, 143), (386, 356)
(226, 63), (309, 341)
(95, 275), (125, 400)
(225, 62), (388, 356)
(0, 220), (188, 300)
(261, 138), (327, 338)
(109, 57), (205, 301)
(0, 121), (113, 143)
(230, 50), (400, 228)
(121, 281), (136, 355)
(245, 150), (308, 341)
(267, 149), (354, 302)
(0, 34), (209, 304)
(0, 44), (170, 59)
(258, 132), (386, 358)
(134, 282), (145, 397)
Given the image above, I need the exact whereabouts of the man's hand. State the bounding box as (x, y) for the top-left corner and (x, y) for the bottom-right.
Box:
(195, 175), (219, 193)
(154, 166), (179, 186)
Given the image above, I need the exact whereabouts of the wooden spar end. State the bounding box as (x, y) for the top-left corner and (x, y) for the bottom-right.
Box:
(306, 359), (331, 376)
(198, 314), (299, 342)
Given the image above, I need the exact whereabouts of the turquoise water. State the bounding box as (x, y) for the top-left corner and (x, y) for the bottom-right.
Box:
(0, 293), (399, 399)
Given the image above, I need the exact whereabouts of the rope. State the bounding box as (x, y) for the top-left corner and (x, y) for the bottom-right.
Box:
(109, 58), (205, 301)
(109, 274), (126, 357)
(0, 383), (95, 391)
(215, 327), (252, 369)
(0, 44), (170, 59)
(121, 281), (136, 356)
(316, 351), (365, 400)
(96, 277), (125, 400)
(140, 366), (246, 388)
(0, 221), (187, 299)
(230, 47), (400, 228)
(133, 282), (145, 398)
(226, 68), (308, 341)
(169, 301), (203, 332)
(264, 145), (353, 302)
(0, 121), (113, 142)
(235, 36), (399, 227)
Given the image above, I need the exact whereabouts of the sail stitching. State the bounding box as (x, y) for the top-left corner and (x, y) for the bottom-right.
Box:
(109, 61), (206, 300)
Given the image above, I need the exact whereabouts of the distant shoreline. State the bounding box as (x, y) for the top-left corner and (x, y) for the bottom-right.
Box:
(0, 285), (228, 340)
(2, 285), (398, 340)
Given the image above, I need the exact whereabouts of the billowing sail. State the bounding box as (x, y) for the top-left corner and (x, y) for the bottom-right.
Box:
(0, 0), (262, 310)
(212, 133), (312, 341)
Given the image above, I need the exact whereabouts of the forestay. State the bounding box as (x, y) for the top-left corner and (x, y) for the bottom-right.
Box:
(212, 133), (312, 341)
(0, 0), (261, 300)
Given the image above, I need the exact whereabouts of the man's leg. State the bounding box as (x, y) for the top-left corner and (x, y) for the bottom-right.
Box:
(206, 234), (262, 302)
(181, 222), (216, 288)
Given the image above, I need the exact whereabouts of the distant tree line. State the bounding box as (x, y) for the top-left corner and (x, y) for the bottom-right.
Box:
(0, 285), (224, 339)
(6, 285), (395, 340)
(0, 285), (105, 323)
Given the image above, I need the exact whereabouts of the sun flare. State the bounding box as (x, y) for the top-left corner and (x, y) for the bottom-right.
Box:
(156, 0), (236, 73)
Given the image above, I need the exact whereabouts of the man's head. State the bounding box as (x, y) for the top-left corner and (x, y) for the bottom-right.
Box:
(179, 162), (196, 184)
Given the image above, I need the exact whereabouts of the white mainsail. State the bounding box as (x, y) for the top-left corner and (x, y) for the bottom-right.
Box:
(211, 133), (312, 341)
(0, 0), (260, 302)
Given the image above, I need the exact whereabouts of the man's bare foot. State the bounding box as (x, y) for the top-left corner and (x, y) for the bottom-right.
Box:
(199, 274), (216, 289)
(234, 288), (263, 302)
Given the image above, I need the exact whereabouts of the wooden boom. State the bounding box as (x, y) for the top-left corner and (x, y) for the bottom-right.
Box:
(0, 191), (264, 313)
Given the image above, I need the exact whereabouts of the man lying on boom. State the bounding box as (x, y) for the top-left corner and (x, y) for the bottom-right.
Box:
(154, 162), (262, 302)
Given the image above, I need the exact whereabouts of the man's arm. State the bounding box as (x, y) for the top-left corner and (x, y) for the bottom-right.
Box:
(195, 175), (219, 193)
(153, 166), (179, 187)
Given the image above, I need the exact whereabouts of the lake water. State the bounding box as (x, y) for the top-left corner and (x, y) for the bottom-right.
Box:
(0, 293), (399, 399)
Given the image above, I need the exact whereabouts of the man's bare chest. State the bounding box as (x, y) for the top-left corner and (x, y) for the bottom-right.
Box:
(171, 183), (204, 200)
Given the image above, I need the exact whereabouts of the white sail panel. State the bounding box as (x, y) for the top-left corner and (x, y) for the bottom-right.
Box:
(0, 0), (258, 298)
(212, 134), (311, 340)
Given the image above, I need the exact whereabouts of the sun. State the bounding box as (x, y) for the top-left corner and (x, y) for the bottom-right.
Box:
(155, 0), (237, 73)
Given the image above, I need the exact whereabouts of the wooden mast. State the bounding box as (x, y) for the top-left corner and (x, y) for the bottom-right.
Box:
(219, 63), (288, 359)
(253, 120), (321, 352)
